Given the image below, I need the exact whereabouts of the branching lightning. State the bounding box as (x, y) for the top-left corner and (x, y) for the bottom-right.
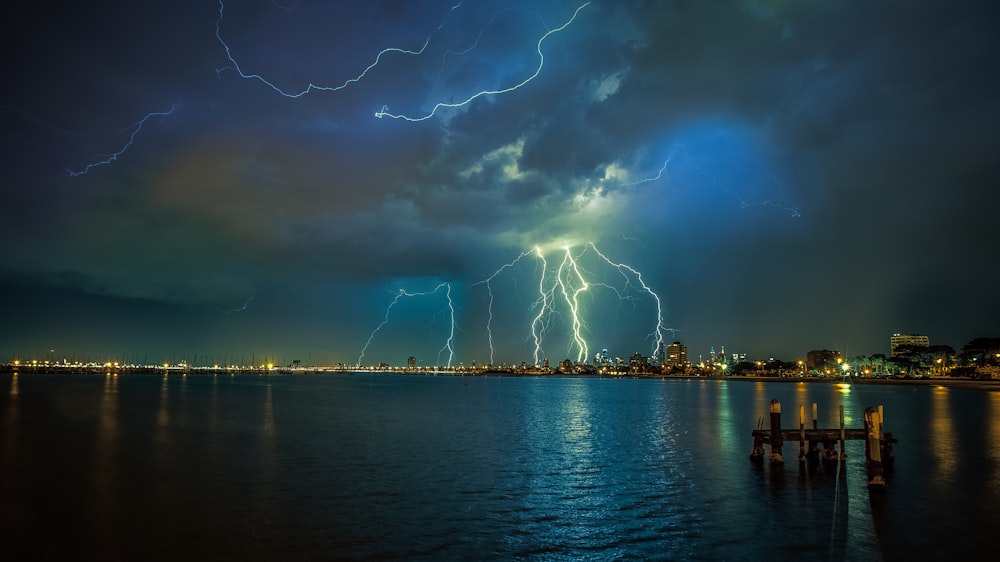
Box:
(358, 282), (455, 368)
(556, 246), (590, 363)
(467, 241), (667, 367)
(471, 250), (533, 365)
(585, 243), (666, 358)
(432, 7), (543, 84)
(529, 246), (552, 366)
(438, 283), (456, 368)
(375, 2), (591, 122)
(352, 242), (665, 368)
(215, 0), (425, 97)
(65, 103), (180, 177)
(618, 145), (801, 217)
(215, 0), (459, 99)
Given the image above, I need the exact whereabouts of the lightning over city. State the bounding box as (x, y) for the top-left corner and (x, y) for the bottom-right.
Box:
(358, 282), (456, 369)
(471, 250), (534, 365)
(463, 242), (669, 367)
(4, 1), (999, 558)
(2, 0), (995, 375)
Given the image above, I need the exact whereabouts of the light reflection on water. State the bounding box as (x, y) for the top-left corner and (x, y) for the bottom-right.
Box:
(259, 382), (276, 478)
(156, 374), (170, 447)
(0, 373), (997, 560)
(930, 386), (956, 479)
(990, 392), (1000, 493)
(94, 374), (120, 470)
(3, 374), (18, 466)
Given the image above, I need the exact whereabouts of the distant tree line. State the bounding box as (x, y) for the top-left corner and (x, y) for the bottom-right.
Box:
(723, 337), (1000, 378)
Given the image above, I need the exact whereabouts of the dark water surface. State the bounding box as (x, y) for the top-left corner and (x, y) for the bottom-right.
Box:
(2, 373), (998, 560)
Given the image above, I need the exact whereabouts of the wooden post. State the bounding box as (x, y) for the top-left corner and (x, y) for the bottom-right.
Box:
(865, 407), (886, 490)
(749, 415), (765, 461)
(839, 404), (847, 461)
(798, 404), (806, 463)
(749, 434), (765, 461)
(807, 403), (820, 461)
(769, 399), (784, 464)
(879, 404), (895, 464)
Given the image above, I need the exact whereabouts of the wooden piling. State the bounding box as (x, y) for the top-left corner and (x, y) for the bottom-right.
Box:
(807, 403), (820, 462)
(798, 404), (806, 463)
(769, 399), (784, 464)
(839, 404), (846, 461)
(864, 407), (886, 490)
(880, 404), (895, 464)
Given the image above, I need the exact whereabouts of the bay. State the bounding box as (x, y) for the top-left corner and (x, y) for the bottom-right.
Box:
(1, 373), (997, 560)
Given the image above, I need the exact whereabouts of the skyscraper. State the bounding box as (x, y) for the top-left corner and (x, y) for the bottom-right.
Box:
(666, 342), (687, 368)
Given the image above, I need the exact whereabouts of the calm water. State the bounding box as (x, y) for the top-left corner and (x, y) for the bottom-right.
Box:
(2, 373), (998, 560)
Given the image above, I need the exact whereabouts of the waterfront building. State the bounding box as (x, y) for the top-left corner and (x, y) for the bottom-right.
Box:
(806, 349), (841, 372)
(890, 333), (930, 357)
(628, 353), (649, 374)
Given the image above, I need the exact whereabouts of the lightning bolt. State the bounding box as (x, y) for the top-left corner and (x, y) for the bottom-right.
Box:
(438, 283), (456, 368)
(375, 2), (590, 122)
(357, 282), (455, 368)
(617, 145), (800, 217)
(476, 241), (667, 368)
(65, 103), (180, 177)
(218, 296), (254, 315)
(556, 246), (590, 363)
(432, 7), (543, 84)
(471, 250), (533, 365)
(269, 0), (301, 12)
(585, 243), (666, 359)
(215, 0), (459, 99)
(529, 246), (552, 366)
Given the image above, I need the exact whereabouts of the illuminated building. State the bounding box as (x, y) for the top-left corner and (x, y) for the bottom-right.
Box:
(666, 342), (687, 368)
(628, 353), (649, 374)
(890, 333), (930, 357)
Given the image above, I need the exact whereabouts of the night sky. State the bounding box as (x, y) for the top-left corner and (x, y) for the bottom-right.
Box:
(2, 0), (998, 366)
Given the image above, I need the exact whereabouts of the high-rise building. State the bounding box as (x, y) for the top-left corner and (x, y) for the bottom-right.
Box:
(407, 356), (416, 371)
(666, 342), (687, 368)
(890, 333), (930, 357)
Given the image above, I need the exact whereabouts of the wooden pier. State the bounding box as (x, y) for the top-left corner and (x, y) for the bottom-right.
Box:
(749, 399), (897, 490)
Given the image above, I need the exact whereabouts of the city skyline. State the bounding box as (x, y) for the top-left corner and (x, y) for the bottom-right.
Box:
(2, 1), (998, 365)
(5, 331), (992, 373)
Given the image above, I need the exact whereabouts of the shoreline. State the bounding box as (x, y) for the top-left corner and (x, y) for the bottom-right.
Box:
(3, 368), (999, 390)
(671, 374), (1000, 391)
